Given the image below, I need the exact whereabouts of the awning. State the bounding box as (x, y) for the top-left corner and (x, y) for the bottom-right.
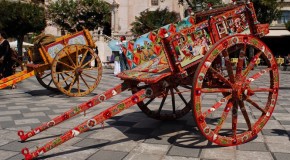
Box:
(266, 30), (290, 37)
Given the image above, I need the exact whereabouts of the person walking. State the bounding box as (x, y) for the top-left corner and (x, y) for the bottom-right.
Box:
(94, 46), (99, 67)
(119, 36), (129, 71)
(283, 53), (290, 71)
(0, 31), (16, 88)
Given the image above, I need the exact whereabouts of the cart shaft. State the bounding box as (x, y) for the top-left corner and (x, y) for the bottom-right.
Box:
(21, 88), (146, 160)
(18, 82), (129, 141)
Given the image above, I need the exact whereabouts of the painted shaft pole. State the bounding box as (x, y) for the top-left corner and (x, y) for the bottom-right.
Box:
(18, 82), (129, 141)
(0, 71), (34, 89)
(21, 89), (146, 160)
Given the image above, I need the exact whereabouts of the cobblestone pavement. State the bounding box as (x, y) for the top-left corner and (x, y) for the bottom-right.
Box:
(0, 68), (289, 160)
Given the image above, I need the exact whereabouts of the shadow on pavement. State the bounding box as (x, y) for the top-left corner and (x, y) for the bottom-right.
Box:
(279, 87), (290, 90)
(32, 111), (223, 159)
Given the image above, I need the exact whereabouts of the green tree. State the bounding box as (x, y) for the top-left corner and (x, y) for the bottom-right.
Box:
(0, 0), (46, 55)
(46, 0), (111, 34)
(252, 0), (282, 24)
(183, 0), (222, 11)
(130, 8), (180, 36)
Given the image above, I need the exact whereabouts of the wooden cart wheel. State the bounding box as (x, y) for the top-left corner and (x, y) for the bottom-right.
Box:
(51, 44), (102, 97)
(192, 34), (279, 146)
(132, 82), (192, 120)
(36, 70), (58, 91)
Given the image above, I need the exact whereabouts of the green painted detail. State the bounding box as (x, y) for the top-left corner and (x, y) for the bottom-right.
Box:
(212, 49), (219, 56)
(117, 103), (125, 110)
(196, 103), (201, 112)
(217, 118), (224, 125)
(47, 137), (62, 150)
(221, 139), (228, 145)
(251, 39), (258, 46)
(259, 121), (265, 128)
(79, 125), (86, 132)
(275, 76), (279, 82)
(73, 106), (81, 114)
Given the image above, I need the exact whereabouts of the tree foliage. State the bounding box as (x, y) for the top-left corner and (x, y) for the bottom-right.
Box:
(252, 0), (282, 24)
(183, 0), (281, 24)
(46, 0), (111, 33)
(0, 0), (46, 55)
(184, 0), (222, 10)
(130, 8), (180, 36)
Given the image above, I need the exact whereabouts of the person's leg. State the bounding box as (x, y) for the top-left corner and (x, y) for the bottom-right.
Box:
(114, 60), (121, 75)
(4, 61), (16, 89)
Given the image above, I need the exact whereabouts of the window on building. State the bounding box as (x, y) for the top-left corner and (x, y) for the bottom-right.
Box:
(151, 0), (159, 6)
(278, 11), (290, 24)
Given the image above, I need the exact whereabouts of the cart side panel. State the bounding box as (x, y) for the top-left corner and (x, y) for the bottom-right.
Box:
(164, 4), (263, 71)
(210, 5), (251, 42)
(41, 30), (91, 64)
(169, 21), (214, 70)
(122, 16), (196, 72)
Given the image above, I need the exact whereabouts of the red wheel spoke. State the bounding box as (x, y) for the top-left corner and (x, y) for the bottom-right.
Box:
(238, 100), (252, 131)
(158, 88), (169, 114)
(236, 44), (246, 80)
(246, 68), (272, 85)
(201, 88), (232, 93)
(170, 88), (176, 114)
(203, 95), (232, 117)
(250, 88), (273, 92)
(222, 50), (235, 83)
(246, 98), (266, 114)
(243, 51), (262, 78)
(214, 101), (233, 134)
(209, 67), (232, 87)
(232, 101), (238, 138)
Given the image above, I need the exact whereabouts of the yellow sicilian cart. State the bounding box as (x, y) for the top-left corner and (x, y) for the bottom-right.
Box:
(0, 29), (102, 97)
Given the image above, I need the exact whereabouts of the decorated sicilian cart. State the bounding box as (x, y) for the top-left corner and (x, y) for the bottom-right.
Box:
(0, 29), (102, 97)
(19, 1), (279, 159)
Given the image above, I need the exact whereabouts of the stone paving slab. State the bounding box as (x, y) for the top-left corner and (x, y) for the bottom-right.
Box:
(0, 68), (289, 160)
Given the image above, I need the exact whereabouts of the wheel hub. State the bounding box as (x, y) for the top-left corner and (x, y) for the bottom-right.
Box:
(75, 67), (83, 75)
(232, 82), (243, 99)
